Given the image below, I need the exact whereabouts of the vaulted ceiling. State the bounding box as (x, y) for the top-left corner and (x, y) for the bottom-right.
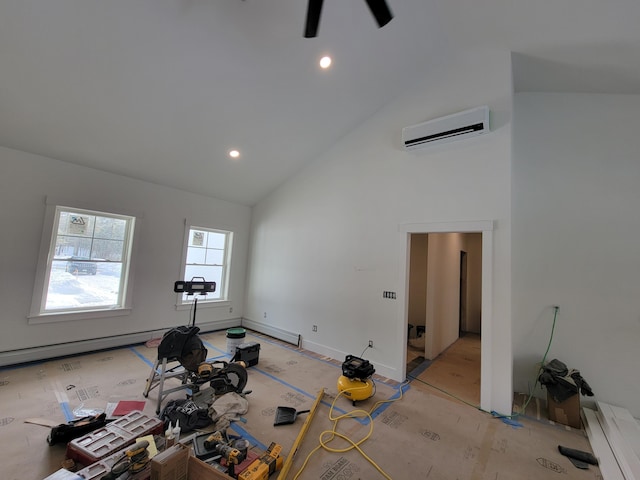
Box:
(2, 0), (639, 205)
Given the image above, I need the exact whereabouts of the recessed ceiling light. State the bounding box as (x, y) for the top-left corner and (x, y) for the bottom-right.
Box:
(229, 149), (240, 158)
(319, 56), (332, 69)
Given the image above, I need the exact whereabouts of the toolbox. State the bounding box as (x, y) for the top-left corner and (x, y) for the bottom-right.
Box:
(66, 410), (164, 466)
(73, 442), (153, 480)
(233, 342), (260, 367)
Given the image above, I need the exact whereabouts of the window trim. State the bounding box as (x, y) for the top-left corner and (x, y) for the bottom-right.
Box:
(28, 197), (141, 324)
(176, 220), (233, 308)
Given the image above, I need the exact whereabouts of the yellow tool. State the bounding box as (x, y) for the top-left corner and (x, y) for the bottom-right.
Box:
(217, 444), (243, 465)
(203, 431), (225, 449)
(337, 355), (375, 405)
(203, 431), (245, 477)
(197, 362), (214, 378)
(100, 440), (150, 479)
(126, 440), (151, 473)
(237, 442), (283, 480)
(276, 389), (325, 480)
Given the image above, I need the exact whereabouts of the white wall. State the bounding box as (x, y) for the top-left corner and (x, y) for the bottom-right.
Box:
(425, 233), (465, 359)
(245, 48), (514, 414)
(407, 234), (428, 334)
(0, 147), (251, 359)
(463, 233), (482, 333)
(406, 232), (481, 355)
(512, 93), (640, 417)
(423, 232), (483, 359)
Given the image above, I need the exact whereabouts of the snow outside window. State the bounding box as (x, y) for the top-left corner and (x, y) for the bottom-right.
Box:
(179, 226), (232, 304)
(30, 203), (137, 322)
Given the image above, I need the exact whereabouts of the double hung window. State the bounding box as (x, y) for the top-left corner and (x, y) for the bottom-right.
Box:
(30, 203), (137, 322)
(178, 226), (232, 304)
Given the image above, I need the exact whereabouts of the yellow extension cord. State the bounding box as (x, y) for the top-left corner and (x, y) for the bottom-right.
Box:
(292, 380), (409, 480)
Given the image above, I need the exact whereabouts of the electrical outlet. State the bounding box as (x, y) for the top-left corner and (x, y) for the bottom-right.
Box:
(312, 325), (318, 332)
(229, 307), (233, 313)
(264, 312), (267, 318)
(368, 340), (373, 348)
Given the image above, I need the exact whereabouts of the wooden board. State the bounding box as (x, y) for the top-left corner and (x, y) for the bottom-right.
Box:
(582, 407), (625, 480)
(596, 401), (640, 480)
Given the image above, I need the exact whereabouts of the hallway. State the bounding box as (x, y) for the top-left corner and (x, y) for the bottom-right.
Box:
(407, 333), (481, 407)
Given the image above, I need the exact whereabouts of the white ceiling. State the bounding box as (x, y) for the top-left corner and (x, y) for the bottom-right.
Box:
(2, 0), (640, 206)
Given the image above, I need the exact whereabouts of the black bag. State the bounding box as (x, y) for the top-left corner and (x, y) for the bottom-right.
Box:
(47, 413), (108, 446)
(159, 399), (212, 433)
(158, 326), (207, 372)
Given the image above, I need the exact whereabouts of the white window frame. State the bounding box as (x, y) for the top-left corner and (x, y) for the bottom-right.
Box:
(29, 198), (140, 324)
(177, 222), (233, 308)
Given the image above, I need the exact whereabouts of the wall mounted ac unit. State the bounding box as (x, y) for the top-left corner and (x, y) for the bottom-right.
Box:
(402, 106), (490, 151)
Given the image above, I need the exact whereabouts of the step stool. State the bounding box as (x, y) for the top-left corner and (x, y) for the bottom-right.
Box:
(142, 324), (207, 415)
(143, 356), (193, 414)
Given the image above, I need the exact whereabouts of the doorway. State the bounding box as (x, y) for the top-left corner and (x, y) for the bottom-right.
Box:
(399, 221), (494, 412)
(406, 232), (482, 405)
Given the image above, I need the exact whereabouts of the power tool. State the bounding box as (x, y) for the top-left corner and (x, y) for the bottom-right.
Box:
(337, 354), (375, 405)
(202, 431), (246, 477)
(100, 440), (150, 479)
(237, 442), (283, 480)
(203, 431), (226, 449)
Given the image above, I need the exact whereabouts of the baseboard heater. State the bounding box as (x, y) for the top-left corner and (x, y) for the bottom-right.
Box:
(0, 318), (243, 368)
(240, 318), (301, 347)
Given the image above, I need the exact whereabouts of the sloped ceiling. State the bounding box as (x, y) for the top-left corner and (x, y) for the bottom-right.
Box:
(1, 0), (640, 205)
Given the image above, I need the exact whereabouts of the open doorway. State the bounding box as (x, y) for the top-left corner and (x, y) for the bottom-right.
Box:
(400, 222), (492, 409)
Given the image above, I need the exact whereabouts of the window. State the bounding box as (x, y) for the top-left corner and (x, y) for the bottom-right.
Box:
(30, 203), (137, 322)
(179, 226), (232, 304)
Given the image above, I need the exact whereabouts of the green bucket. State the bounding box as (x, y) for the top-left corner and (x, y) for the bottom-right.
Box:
(226, 328), (246, 356)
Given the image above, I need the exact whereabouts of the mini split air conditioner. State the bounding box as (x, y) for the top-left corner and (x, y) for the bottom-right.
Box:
(402, 106), (490, 151)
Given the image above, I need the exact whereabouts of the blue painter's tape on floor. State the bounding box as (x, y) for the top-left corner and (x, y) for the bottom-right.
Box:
(61, 402), (74, 422)
(202, 340), (228, 356)
(370, 382), (411, 420)
(129, 346), (156, 368)
(228, 422), (267, 451)
(408, 358), (432, 378)
(491, 411), (523, 428)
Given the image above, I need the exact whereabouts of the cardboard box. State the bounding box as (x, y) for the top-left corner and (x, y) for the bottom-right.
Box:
(151, 444), (189, 480)
(187, 455), (234, 480)
(149, 444), (245, 480)
(547, 392), (581, 428)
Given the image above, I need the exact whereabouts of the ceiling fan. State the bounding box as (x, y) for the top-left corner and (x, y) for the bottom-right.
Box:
(304, 0), (394, 38)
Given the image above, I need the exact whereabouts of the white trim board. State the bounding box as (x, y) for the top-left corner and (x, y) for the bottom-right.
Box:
(582, 407), (625, 480)
(596, 401), (640, 480)
(0, 318), (242, 368)
(397, 220), (502, 414)
(0, 317), (299, 368)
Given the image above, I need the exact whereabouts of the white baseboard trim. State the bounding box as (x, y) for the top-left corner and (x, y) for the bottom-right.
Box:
(301, 338), (398, 381)
(0, 318), (244, 368)
(240, 318), (300, 347)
